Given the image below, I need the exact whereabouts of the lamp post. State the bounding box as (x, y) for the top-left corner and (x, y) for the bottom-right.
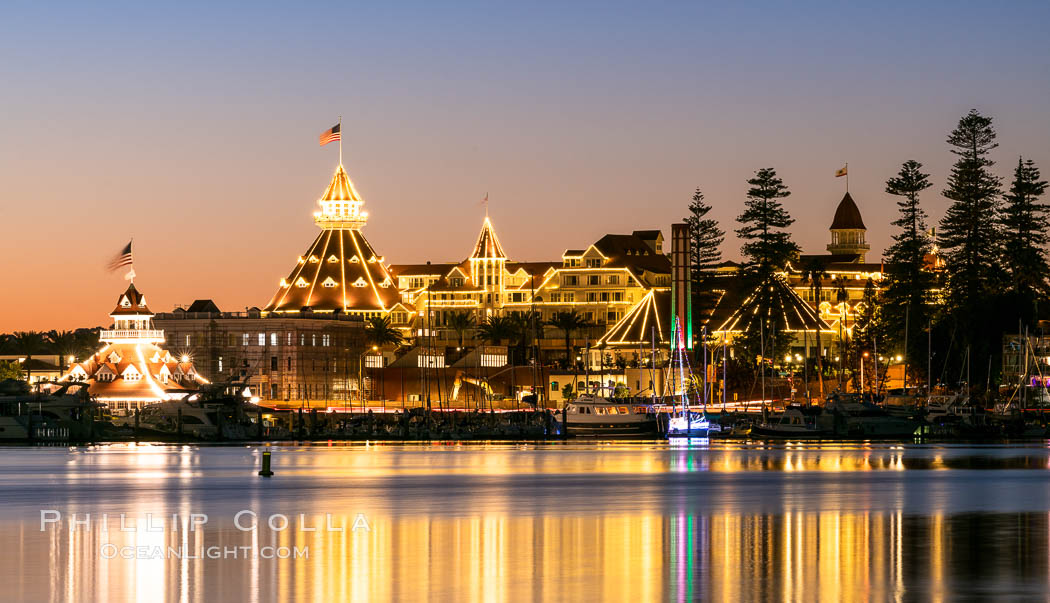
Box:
(861, 351), (869, 395)
(359, 345), (378, 414)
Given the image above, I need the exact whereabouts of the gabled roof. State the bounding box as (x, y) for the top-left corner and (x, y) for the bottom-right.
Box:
(598, 290), (670, 347)
(592, 234), (659, 258)
(111, 283), (153, 316)
(830, 192), (866, 230)
(320, 164), (363, 202)
(706, 274), (834, 334)
(471, 217), (506, 259)
(389, 263), (454, 277)
(185, 299), (221, 313)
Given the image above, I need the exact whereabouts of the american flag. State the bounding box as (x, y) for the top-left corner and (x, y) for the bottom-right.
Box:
(107, 241), (133, 272)
(319, 123), (341, 146)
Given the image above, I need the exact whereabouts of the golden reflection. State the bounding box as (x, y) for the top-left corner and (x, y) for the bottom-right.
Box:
(9, 508), (1011, 602)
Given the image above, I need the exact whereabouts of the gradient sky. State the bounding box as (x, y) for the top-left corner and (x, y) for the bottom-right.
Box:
(2, 1), (1048, 331)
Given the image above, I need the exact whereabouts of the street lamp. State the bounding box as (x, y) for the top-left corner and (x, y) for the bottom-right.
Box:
(358, 345), (378, 413)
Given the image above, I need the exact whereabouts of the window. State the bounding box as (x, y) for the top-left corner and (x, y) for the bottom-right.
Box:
(270, 333), (278, 346)
(258, 333), (265, 346)
(185, 335), (191, 346)
(322, 334), (330, 347)
(607, 311), (617, 322)
(586, 259), (601, 268)
(218, 356), (223, 373)
(242, 333), (250, 346)
(562, 275), (578, 286)
(311, 334), (316, 346)
(287, 357), (292, 370)
(271, 356), (278, 371)
(564, 293), (574, 302)
(599, 292), (610, 302)
(607, 274), (619, 285)
(588, 275), (600, 285)
(551, 381), (559, 392)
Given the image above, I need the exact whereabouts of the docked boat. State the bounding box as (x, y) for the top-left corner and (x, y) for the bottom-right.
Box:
(0, 379), (101, 442)
(563, 394), (660, 437)
(750, 406), (827, 439)
(816, 393), (921, 438)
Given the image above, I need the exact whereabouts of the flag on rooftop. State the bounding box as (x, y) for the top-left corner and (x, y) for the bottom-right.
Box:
(319, 123), (341, 146)
(835, 165), (848, 177)
(106, 241), (133, 272)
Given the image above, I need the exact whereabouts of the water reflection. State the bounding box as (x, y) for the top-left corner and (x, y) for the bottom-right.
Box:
(1, 443), (1050, 601)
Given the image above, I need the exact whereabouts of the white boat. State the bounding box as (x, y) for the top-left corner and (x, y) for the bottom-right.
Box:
(750, 406), (827, 438)
(563, 394), (660, 437)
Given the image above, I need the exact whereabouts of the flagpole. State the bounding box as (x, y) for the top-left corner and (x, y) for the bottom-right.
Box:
(338, 116), (343, 166)
(845, 162), (849, 193)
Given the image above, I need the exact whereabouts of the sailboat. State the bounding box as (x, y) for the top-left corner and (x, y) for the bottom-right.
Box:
(664, 318), (712, 437)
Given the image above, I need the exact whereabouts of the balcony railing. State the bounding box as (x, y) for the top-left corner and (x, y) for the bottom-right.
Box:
(100, 329), (165, 341)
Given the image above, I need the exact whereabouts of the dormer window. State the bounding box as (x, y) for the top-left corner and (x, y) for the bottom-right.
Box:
(322, 277), (337, 288)
(308, 256), (319, 263)
(349, 255), (360, 263)
(353, 277), (368, 288)
(120, 296), (131, 308)
(295, 277), (309, 288)
(328, 255), (339, 263)
(107, 351), (122, 363)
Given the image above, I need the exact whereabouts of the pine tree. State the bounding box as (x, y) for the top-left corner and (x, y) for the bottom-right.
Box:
(882, 160), (934, 385)
(735, 168), (799, 382)
(939, 110), (1003, 315)
(938, 109), (1003, 384)
(736, 168), (799, 278)
(1000, 157), (1050, 324)
(684, 187), (724, 331)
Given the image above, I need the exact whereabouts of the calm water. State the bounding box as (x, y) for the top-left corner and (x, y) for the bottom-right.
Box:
(3, 441), (1050, 602)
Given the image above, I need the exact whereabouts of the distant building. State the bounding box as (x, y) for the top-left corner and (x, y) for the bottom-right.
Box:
(58, 283), (206, 413)
(387, 220), (672, 363)
(153, 304), (365, 407)
(0, 355), (67, 384)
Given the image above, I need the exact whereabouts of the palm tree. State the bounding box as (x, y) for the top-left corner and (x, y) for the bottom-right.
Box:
(46, 330), (79, 368)
(478, 316), (515, 346)
(365, 316), (403, 348)
(801, 258), (828, 398)
(446, 311), (476, 349)
(547, 311), (592, 367)
(11, 331), (44, 383)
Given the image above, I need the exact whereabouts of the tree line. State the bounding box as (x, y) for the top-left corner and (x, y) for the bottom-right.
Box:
(684, 109), (1049, 392)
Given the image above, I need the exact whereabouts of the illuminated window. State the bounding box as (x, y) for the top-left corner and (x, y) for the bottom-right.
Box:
(242, 333), (250, 346)
(308, 256), (319, 263)
(349, 255), (360, 263)
(270, 333), (278, 346)
(322, 277), (337, 288)
(353, 277), (367, 288)
(607, 274), (619, 285)
(327, 255), (339, 263)
(296, 277), (309, 288)
(258, 333), (265, 346)
(218, 356), (223, 373)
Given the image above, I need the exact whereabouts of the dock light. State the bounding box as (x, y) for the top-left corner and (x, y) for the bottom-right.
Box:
(863, 351), (869, 358)
(895, 355), (903, 362)
(784, 354), (792, 362)
(795, 354), (802, 361)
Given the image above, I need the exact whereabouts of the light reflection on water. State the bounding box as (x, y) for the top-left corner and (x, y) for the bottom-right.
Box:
(1, 442), (1050, 601)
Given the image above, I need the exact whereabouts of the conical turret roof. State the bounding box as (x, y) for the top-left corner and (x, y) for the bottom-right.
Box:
(110, 283), (153, 316)
(320, 164), (363, 202)
(264, 164), (398, 313)
(830, 192), (866, 230)
(471, 217), (506, 259)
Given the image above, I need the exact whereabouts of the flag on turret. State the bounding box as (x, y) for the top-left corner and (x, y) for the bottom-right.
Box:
(835, 165), (848, 177)
(319, 123), (341, 146)
(107, 241), (133, 272)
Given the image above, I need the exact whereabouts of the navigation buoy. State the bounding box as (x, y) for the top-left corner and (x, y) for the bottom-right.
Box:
(258, 449), (274, 477)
